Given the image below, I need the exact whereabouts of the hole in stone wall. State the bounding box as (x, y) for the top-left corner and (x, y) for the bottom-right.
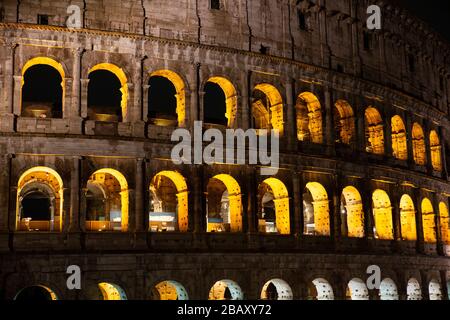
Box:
(148, 76), (178, 126)
(88, 70), (123, 122)
(204, 82), (227, 126)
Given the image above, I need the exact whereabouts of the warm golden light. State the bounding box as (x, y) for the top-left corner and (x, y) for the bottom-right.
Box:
(400, 194), (417, 241)
(253, 84), (284, 135)
(342, 186), (364, 238)
(412, 123), (426, 165)
(439, 202), (450, 244)
(209, 280), (243, 300)
(372, 189), (394, 240)
(391, 115), (408, 160)
(259, 178), (290, 235)
(305, 182), (330, 236)
(208, 77), (238, 128)
(365, 107), (384, 155)
(430, 130), (442, 171)
(421, 198), (436, 243)
(334, 100), (355, 145)
(296, 92), (323, 143)
(153, 280), (188, 300)
(98, 282), (127, 300)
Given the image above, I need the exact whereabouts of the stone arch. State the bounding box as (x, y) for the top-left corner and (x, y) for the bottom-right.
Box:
(412, 123), (426, 165)
(16, 166), (64, 232)
(346, 278), (369, 300)
(85, 169), (129, 232)
(14, 285), (58, 301)
(205, 76), (238, 128)
(149, 171), (189, 232)
(407, 278), (422, 300)
(429, 279), (442, 300)
(303, 182), (330, 236)
(341, 186), (364, 238)
(430, 130), (442, 171)
(308, 278), (334, 300)
(421, 198), (436, 243)
(209, 280), (243, 300)
(400, 194), (417, 241)
(439, 202), (450, 244)
(20, 57), (65, 118)
(206, 174), (242, 233)
(151, 280), (188, 300)
(98, 282), (127, 300)
(261, 279), (293, 300)
(252, 83), (284, 135)
(257, 178), (290, 235)
(391, 115), (408, 160)
(372, 189), (394, 240)
(88, 63), (128, 121)
(296, 92), (323, 143)
(149, 70), (186, 127)
(334, 100), (355, 145)
(365, 107), (384, 155)
(379, 278), (399, 300)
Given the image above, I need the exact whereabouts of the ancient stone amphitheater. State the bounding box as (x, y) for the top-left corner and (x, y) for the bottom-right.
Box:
(0, 0), (449, 301)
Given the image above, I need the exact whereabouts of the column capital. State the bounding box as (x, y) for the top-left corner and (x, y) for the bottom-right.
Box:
(72, 47), (85, 57)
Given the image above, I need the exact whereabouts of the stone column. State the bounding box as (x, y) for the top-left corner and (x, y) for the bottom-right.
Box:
(135, 158), (145, 232)
(69, 156), (81, 232)
(333, 174), (342, 239)
(13, 75), (22, 116)
(189, 63), (200, 127)
(142, 84), (150, 122)
(71, 48), (84, 118)
(362, 178), (374, 239)
(292, 172), (302, 235)
(324, 87), (335, 147)
(246, 166), (257, 233)
(355, 105), (366, 152)
(406, 112), (415, 167)
(413, 187), (425, 253)
(391, 185), (402, 241)
(439, 126), (448, 179)
(0, 154), (12, 232)
(241, 72), (250, 130)
(384, 107), (393, 158)
(424, 122), (433, 174)
(193, 165), (205, 233)
(133, 55), (146, 122)
(80, 78), (90, 119)
(4, 42), (18, 115)
(284, 78), (296, 150)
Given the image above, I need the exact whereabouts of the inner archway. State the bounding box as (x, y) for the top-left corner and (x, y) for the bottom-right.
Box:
(400, 194), (417, 241)
(391, 115), (408, 160)
(257, 178), (290, 235)
(209, 280), (243, 300)
(412, 123), (426, 165)
(149, 171), (189, 232)
(365, 107), (384, 155)
(379, 278), (399, 300)
(421, 198), (436, 243)
(407, 278), (422, 300)
(439, 202), (450, 244)
(203, 77), (237, 127)
(340, 186), (364, 238)
(303, 182), (330, 236)
(346, 278), (369, 300)
(206, 174), (242, 233)
(151, 280), (188, 300)
(372, 189), (394, 240)
(334, 100), (355, 145)
(15, 285), (58, 301)
(296, 92), (323, 143)
(98, 282), (127, 300)
(430, 130), (442, 171)
(308, 278), (334, 300)
(252, 84), (284, 135)
(148, 75), (178, 126)
(261, 279), (293, 300)
(429, 279), (442, 300)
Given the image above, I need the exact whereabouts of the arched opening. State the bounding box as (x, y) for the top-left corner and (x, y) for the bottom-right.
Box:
(340, 186), (364, 238)
(308, 278), (334, 300)
(21, 62), (63, 118)
(407, 278), (422, 300)
(151, 280), (188, 300)
(400, 195), (417, 241)
(296, 92), (323, 143)
(365, 107), (384, 155)
(15, 285), (58, 301)
(149, 171), (189, 232)
(391, 115), (408, 160)
(346, 278), (369, 300)
(203, 77), (237, 127)
(421, 198), (436, 243)
(412, 123), (426, 165)
(372, 190), (394, 240)
(257, 178), (290, 235)
(88, 63), (128, 122)
(206, 174), (242, 233)
(379, 278), (399, 300)
(430, 130), (442, 171)
(209, 280), (243, 300)
(98, 282), (127, 300)
(439, 202), (450, 244)
(429, 279), (442, 300)
(303, 182), (330, 236)
(17, 167), (63, 232)
(252, 84), (284, 135)
(261, 279), (293, 300)
(85, 169), (129, 232)
(334, 100), (355, 145)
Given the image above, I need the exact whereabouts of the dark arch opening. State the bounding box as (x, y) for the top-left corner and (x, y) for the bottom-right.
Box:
(148, 76), (177, 126)
(15, 286), (54, 301)
(88, 70), (122, 122)
(22, 191), (51, 221)
(265, 283), (278, 300)
(204, 82), (227, 125)
(22, 65), (62, 118)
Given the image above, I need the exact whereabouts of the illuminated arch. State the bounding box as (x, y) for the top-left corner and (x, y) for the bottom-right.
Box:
(152, 280), (188, 300)
(209, 280), (243, 300)
(296, 92), (323, 143)
(207, 174), (242, 232)
(304, 182), (330, 236)
(400, 194), (417, 241)
(14, 285), (58, 301)
(261, 279), (293, 300)
(207, 77), (238, 128)
(439, 202), (450, 244)
(379, 278), (399, 300)
(346, 278), (369, 300)
(150, 70), (186, 127)
(150, 171), (189, 232)
(430, 130), (442, 171)
(334, 100), (355, 145)
(407, 278), (422, 300)
(341, 186), (364, 238)
(252, 84), (284, 135)
(429, 279), (442, 300)
(412, 123), (426, 165)
(309, 278), (334, 300)
(98, 282), (127, 300)
(258, 178), (290, 235)
(421, 198), (436, 243)
(88, 63), (128, 120)
(372, 190), (394, 240)
(365, 107), (384, 155)
(87, 169), (129, 232)
(16, 167), (64, 232)
(391, 115), (408, 160)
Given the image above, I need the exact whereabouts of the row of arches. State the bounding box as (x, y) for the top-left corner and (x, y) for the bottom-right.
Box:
(16, 167), (450, 245)
(14, 278), (448, 301)
(18, 58), (443, 172)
